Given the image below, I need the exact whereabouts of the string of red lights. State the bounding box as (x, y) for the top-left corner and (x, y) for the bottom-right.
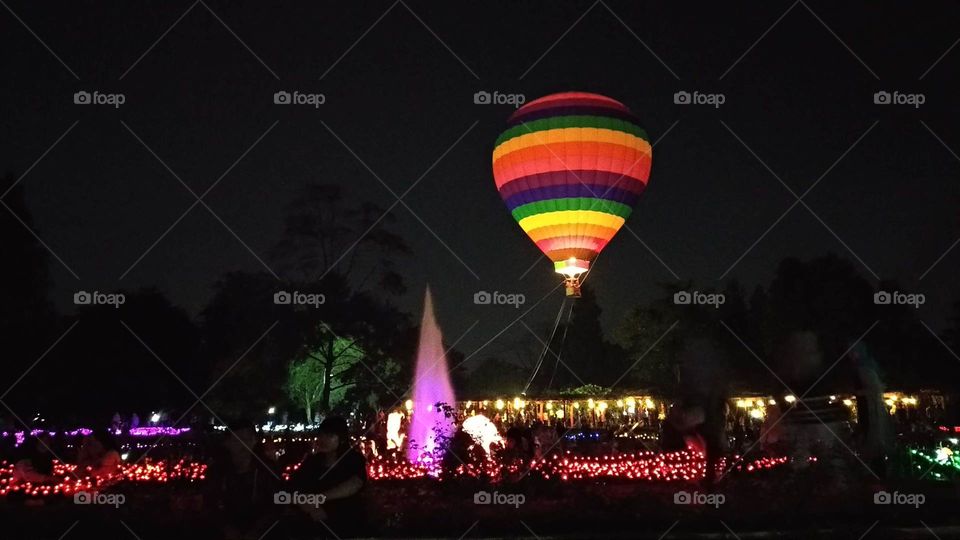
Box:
(2, 451), (793, 498)
(0, 459), (207, 497)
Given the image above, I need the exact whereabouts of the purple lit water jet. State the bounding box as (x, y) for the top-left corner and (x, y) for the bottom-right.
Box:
(406, 287), (456, 464)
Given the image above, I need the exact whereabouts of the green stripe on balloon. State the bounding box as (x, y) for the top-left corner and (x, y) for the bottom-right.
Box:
(494, 116), (649, 147)
(511, 198), (633, 221)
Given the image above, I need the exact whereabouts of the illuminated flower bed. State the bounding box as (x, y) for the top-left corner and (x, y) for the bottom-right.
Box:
(360, 450), (790, 482)
(0, 459), (207, 497)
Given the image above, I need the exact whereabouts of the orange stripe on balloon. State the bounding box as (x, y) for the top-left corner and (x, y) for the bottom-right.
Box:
(494, 145), (651, 187)
(493, 127), (651, 162)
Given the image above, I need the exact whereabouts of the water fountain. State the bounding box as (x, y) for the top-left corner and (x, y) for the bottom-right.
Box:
(406, 287), (456, 464)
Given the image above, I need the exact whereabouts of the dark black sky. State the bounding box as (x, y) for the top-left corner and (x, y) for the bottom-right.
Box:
(2, 1), (958, 364)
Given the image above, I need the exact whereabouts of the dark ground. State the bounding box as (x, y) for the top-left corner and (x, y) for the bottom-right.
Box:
(4, 466), (958, 539)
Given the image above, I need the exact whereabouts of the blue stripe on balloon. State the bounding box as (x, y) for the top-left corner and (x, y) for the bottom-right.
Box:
(502, 184), (640, 211)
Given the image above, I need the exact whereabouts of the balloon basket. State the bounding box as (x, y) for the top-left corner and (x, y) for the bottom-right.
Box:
(564, 279), (581, 298)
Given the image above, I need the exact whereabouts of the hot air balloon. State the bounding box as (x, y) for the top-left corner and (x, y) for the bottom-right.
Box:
(492, 91), (652, 297)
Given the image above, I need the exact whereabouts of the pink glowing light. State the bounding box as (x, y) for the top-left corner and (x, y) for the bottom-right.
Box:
(406, 287), (456, 464)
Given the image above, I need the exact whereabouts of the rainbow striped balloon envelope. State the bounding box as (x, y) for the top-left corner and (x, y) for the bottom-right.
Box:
(492, 91), (652, 296)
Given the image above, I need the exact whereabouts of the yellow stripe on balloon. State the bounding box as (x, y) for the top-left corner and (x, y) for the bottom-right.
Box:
(523, 223), (621, 243)
(518, 210), (625, 233)
(493, 127), (651, 162)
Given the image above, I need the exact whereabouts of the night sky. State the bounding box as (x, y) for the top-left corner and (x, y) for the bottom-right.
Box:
(2, 1), (958, 364)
